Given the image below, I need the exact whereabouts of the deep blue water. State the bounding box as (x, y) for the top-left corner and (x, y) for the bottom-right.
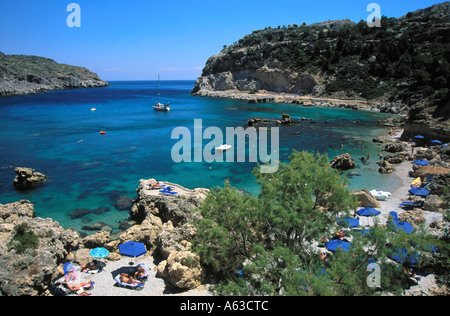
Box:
(0, 81), (397, 234)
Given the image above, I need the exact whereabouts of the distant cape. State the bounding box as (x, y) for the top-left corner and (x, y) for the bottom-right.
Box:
(0, 52), (109, 97)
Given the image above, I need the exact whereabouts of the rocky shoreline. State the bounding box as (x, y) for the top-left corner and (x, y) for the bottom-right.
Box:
(0, 128), (448, 296)
(193, 89), (388, 113)
(0, 179), (210, 296)
(1, 138), (448, 296)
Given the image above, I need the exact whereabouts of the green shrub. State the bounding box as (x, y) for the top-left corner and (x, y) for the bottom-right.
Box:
(7, 223), (39, 254)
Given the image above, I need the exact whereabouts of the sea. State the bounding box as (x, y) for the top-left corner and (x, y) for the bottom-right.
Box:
(0, 80), (399, 234)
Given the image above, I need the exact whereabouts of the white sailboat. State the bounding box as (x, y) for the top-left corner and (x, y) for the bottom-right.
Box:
(153, 74), (170, 112)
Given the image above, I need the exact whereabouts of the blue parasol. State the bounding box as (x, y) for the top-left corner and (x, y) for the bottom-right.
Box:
(356, 207), (381, 217)
(430, 140), (442, 144)
(336, 217), (359, 228)
(413, 159), (429, 166)
(325, 240), (352, 252)
(388, 212), (415, 234)
(118, 241), (147, 258)
(89, 247), (110, 260)
(414, 135), (424, 139)
(389, 248), (419, 266)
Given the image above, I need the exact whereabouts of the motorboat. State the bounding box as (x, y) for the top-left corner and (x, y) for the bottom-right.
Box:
(215, 144), (232, 151)
(370, 189), (392, 201)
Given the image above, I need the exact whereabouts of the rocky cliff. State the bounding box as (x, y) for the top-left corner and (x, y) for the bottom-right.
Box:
(0, 200), (79, 296)
(0, 52), (109, 97)
(192, 2), (450, 139)
(0, 179), (210, 295)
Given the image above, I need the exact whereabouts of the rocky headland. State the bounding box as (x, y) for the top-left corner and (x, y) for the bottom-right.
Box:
(191, 2), (450, 142)
(0, 52), (109, 97)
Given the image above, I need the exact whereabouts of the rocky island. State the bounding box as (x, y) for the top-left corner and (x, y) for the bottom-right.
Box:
(0, 52), (109, 97)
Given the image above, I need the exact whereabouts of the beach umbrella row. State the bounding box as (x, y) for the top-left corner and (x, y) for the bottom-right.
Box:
(413, 136), (447, 146)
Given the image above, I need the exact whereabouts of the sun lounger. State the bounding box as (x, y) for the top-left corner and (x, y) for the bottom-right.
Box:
(114, 275), (145, 290)
(160, 191), (178, 195)
(159, 186), (178, 195)
(399, 201), (422, 209)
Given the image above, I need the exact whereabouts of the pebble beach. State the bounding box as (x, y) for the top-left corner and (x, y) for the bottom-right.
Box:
(56, 255), (211, 297)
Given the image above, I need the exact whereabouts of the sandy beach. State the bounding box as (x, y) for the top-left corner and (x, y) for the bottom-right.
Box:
(56, 254), (211, 297)
(374, 160), (443, 228)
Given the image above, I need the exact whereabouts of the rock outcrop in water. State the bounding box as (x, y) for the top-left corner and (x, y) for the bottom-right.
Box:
(13, 167), (47, 190)
(331, 153), (356, 170)
(0, 52), (109, 97)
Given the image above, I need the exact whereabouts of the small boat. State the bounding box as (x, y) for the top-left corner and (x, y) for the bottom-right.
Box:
(153, 74), (170, 111)
(99, 131), (106, 135)
(370, 189), (392, 201)
(91, 107), (96, 111)
(153, 102), (170, 111)
(215, 144), (232, 151)
(411, 177), (421, 187)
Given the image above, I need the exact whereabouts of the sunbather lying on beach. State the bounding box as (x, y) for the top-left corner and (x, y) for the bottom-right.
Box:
(120, 273), (143, 285)
(67, 280), (94, 296)
(81, 261), (99, 273)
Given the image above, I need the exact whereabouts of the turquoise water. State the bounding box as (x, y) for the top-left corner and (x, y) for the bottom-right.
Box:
(0, 81), (397, 234)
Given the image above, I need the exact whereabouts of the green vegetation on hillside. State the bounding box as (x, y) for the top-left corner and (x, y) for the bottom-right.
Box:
(212, 4), (449, 107)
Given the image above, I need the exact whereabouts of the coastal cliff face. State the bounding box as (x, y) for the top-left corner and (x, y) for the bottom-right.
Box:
(192, 2), (450, 138)
(0, 200), (79, 296)
(0, 52), (109, 97)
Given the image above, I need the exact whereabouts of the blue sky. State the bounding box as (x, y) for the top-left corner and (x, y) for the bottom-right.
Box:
(0, 0), (445, 80)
